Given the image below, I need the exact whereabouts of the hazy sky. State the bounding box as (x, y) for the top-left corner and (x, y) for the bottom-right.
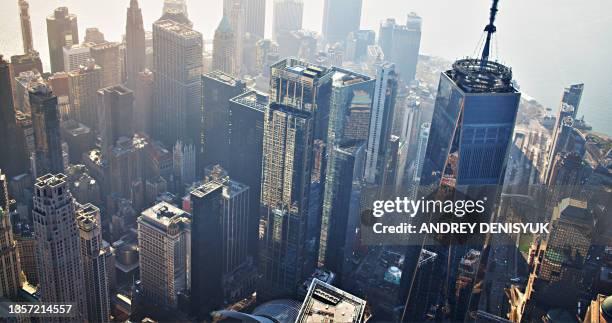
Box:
(1, 0), (611, 135)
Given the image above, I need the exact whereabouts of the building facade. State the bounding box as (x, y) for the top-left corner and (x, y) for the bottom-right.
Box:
(46, 7), (79, 73)
(137, 202), (190, 309)
(77, 203), (111, 323)
(152, 19), (203, 148)
(32, 174), (87, 319)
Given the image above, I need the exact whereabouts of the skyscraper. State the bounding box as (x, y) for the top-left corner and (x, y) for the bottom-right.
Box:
(317, 69), (373, 275)
(269, 58), (334, 142)
(152, 19), (203, 148)
(134, 69), (153, 134)
(546, 84), (586, 180)
(67, 59), (102, 129)
(272, 0), (304, 41)
(172, 140), (196, 190)
(30, 82), (64, 177)
(88, 41), (122, 87)
(62, 44), (91, 72)
(137, 202), (190, 309)
(259, 101), (314, 299)
(0, 171), (22, 299)
(77, 203), (111, 323)
(228, 1), (245, 76)
(318, 141), (366, 280)
(403, 3), (521, 320)
(0, 56), (28, 177)
(224, 0), (266, 39)
(190, 166), (253, 318)
(545, 152), (584, 211)
(322, 0), (363, 45)
(418, 59), (519, 192)
(228, 90), (267, 258)
(377, 13), (422, 83)
(125, 0), (146, 90)
(97, 85), (134, 151)
(345, 30), (376, 63)
(200, 71), (246, 172)
(46, 7), (79, 73)
(10, 51), (43, 76)
(18, 0), (34, 54)
(84, 27), (106, 44)
(212, 16), (237, 76)
(364, 62), (398, 185)
(33, 174), (87, 320)
(561, 83), (584, 118)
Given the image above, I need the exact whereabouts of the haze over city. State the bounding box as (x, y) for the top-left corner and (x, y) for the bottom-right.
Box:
(0, 0), (611, 135)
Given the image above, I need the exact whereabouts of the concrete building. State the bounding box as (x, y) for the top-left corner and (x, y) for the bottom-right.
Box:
(67, 59), (102, 129)
(46, 7), (79, 72)
(77, 203), (111, 322)
(272, 0), (304, 41)
(322, 0), (363, 44)
(63, 44), (91, 72)
(296, 279), (367, 323)
(32, 174), (87, 319)
(137, 202), (190, 309)
(19, 0), (34, 53)
(212, 16), (237, 76)
(152, 19), (203, 148)
(88, 41), (122, 87)
(125, 0), (146, 90)
(0, 171), (22, 299)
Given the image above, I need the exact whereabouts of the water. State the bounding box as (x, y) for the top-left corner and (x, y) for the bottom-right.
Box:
(1, 0), (610, 136)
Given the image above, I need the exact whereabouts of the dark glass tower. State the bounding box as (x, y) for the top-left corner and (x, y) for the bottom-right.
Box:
(318, 68), (373, 277)
(322, 0), (363, 44)
(30, 82), (64, 177)
(190, 167), (252, 319)
(200, 71), (246, 173)
(0, 56), (28, 177)
(402, 1), (521, 321)
(228, 90), (268, 259)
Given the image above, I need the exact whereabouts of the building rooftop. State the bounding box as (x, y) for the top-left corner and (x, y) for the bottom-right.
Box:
(140, 201), (190, 231)
(297, 279), (366, 323)
(231, 90), (269, 112)
(447, 58), (516, 94)
(331, 67), (371, 87)
(271, 58), (332, 80)
(35, 173), (67, 188)
(203, 70), (242, 86)
(154, 19), (200, 39)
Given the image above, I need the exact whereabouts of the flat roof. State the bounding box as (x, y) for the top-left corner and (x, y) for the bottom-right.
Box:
(297, 279), (366, 323)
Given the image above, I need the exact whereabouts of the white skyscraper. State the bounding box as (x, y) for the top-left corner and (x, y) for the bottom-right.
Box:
(33, 174), (87, 320)
(77, 203), (110, 322)
(137, 202), (191, 308)
(364, 62), (398, 185)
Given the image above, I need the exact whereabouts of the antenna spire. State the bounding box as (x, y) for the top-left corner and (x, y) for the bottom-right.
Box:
(481, 0), (499, 65)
